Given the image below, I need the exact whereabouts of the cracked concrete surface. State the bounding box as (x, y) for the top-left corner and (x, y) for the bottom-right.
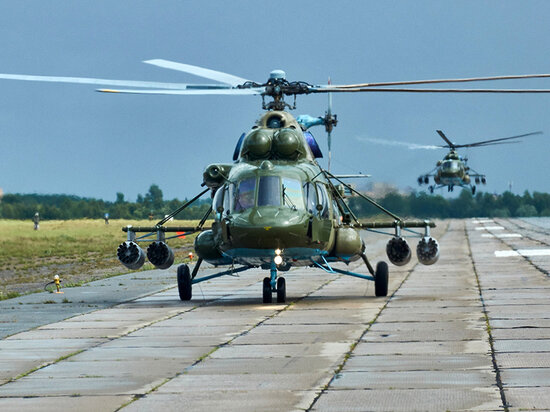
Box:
(0, 219), (549, 411)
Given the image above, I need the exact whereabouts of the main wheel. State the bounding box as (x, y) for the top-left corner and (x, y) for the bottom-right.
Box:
(262, 277), (272, 303)
(374, 261), (389, 297)
(177, 264), (192, 301)
(276, 277), (286, 303)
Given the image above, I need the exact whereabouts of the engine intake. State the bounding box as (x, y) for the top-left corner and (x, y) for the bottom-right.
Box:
(386, 237), (411, 266)
(416, 237), (440, 265)
(117, 241), (145, 270)
(147, 241), (175, 269)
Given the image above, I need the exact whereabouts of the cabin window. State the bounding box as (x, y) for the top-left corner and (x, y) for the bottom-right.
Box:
(258, 176), (282, 207)
(282, 178), (304, 210)
(304, 182), (318, 213)
(234, 177), (256, 212)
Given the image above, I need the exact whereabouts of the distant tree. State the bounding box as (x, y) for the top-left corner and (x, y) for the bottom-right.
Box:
(115, 192), (125, 204)
(515, 204), (538, 217)
(501, 191), (522, 216)
(449, 190), (476, 218)
(145, 184), (164, 212)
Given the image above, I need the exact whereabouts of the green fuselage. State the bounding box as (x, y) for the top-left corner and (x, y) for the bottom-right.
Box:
(434, 151), (470, 186)
(195, 110), (362, 269)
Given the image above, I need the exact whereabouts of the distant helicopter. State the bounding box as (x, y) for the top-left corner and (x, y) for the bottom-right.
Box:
(2, 60), (550, 302)
(417, 130), (542, 194)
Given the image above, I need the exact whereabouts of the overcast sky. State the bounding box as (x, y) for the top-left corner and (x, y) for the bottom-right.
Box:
(1, 1), (549, 201)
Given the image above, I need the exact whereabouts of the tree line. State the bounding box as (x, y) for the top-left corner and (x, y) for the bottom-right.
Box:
(0, 184), (211, 221)
(1, 184), (550, 220)
(348, 189), (550, 219)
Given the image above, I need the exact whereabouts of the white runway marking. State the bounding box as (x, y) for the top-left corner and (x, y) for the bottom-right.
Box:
(495, 249), (550, 257)
(472, 219), (494, 224)
(475, 226), (504, 231)
(482, 233), (523, 238)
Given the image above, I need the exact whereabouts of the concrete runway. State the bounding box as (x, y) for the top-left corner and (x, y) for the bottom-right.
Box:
(0, 218), (549, 411)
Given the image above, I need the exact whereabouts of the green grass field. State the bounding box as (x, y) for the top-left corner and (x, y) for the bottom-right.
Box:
(0, 219), (204, 299)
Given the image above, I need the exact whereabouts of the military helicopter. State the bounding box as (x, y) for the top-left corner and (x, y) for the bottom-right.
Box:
(417, 130), (542, 194)
(2, 60), (550, 302)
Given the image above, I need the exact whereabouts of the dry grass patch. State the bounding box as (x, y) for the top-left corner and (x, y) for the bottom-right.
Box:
(0, 219), (204, 297)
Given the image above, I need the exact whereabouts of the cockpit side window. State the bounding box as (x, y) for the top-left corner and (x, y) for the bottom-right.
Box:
(213, 187), (224, 219)
(282, 178), (304, 210)
(332, 200), (342, 224)
(258, 176), (281, 207)
(316, 184), (330, 218)
(304, 182), (318, 213)
(233, 177), (256, 212)
(224, 184), (234, 215)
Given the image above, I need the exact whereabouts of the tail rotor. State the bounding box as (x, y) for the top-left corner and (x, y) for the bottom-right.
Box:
(324, 77), (338, 171)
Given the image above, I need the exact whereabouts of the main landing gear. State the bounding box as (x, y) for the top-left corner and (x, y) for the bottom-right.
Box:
(360, 253), (388, 297)
(177, 264), (192, 300)
(374, 261), (388, 297)
(263, 261), (286, 303)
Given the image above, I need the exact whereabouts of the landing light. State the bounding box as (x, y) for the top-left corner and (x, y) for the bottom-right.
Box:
(275, 249), (282, 255)
(274, 255), (283, 265)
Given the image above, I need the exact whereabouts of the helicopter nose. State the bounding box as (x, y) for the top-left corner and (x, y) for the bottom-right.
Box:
(228, 208), (308, 249)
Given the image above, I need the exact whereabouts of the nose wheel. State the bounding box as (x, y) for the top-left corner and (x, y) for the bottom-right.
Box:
(262, 277), (272, 303)
(276, 277), (286, 303)
(262, 276), (286, 303)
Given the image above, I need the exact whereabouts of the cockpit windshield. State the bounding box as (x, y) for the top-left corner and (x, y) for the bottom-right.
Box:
(441, 160), (460, 172)
(231, 175), (305, 212)
(233, 177), (256, 212)
(258, 176), (281, 207)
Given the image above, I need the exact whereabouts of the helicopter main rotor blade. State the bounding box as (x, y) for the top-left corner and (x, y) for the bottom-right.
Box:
(329, 73), (550, 89)
(144, 59), (252, 87)
(357, 136), (441, 150)
(0, 73), (214, 90)
(312, 87), (550, 93)
(97, 87), (262, 95)
(436, 130), (455, 148)
(463, 141), (521, 148)
(453, 131), (543, 148)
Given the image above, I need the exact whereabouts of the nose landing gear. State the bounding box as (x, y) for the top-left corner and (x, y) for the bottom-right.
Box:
(263, 261), (286, 303)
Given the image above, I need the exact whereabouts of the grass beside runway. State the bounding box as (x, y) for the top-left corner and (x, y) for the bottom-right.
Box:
(0, 219), (204, 299)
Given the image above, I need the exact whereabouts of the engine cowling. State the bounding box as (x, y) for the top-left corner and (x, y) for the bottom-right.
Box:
(386, 237), (412, 266)
(241, 129), (273, 160)
(416, 237), (440, 265)
(117, 241), (146, 270)
(147, 241), (175, 269)
(272, 128), (302, 160)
